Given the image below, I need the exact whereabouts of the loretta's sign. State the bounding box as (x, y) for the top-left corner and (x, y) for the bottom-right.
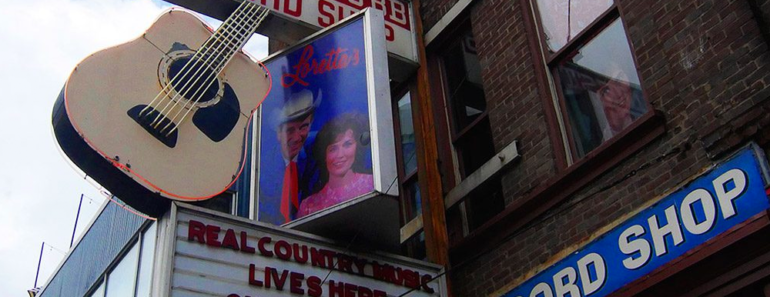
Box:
(256, 10), (397, 228)
(169, 204), (446, 297)
(503, 146), (770, 297)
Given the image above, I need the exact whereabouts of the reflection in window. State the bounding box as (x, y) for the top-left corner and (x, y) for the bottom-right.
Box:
(442, 30), (486, 132)
(135, 223), (157, 297)
(554, 19), (647, 157)
(535, 0), (613, 52)
(398, 94), (417, 175)
(105, 241), (139, 297)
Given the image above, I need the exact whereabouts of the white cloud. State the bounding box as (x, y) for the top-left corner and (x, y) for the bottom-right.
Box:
(1, 0), (180, 295)
(0, 0), (269, 294)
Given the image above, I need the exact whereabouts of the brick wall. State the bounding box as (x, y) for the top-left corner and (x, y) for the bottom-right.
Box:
(420, 0), (459, 32)
(419, 0), (770, 295)
(470, 0), (558, 206)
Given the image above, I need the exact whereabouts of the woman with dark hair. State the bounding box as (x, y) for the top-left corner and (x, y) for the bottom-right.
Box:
(297, 113), (373, 217)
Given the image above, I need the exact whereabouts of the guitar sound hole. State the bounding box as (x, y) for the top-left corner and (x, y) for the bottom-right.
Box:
(167, 56), (220, 105)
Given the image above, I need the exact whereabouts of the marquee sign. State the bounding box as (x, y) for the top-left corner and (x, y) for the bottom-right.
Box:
(503, 146), (770, 297)
(166, 203), (447, 297)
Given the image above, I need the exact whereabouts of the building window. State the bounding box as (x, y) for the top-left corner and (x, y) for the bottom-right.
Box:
(393, 91), (425, 259)
(534, 1), (650, 159)
(437, 24), (504, 236)
(395, 92), (421, 223)
(86, 222), (157, 297)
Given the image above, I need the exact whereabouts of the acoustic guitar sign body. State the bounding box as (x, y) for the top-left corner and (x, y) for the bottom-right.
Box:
(52, 6), (271, 216)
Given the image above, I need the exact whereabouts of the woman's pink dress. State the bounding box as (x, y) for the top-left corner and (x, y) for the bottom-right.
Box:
(297, 173), (374, 218)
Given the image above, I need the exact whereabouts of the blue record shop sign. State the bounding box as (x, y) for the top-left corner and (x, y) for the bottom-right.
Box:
(504, 147), (770, 297)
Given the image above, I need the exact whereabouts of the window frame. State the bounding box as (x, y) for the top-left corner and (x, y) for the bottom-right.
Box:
(391, 85), (428, 258)
(392, 88), (422, 225)
(426, 19), (506, 241)
(532, 1), (657, 163)
(448, 0), (667, 263)
(83, 221), (157, 297)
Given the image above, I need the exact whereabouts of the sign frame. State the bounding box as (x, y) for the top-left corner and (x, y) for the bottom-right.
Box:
(154, 202), (447, 297)
(500, 143), (770, 297)
(250, 9), (400, 249)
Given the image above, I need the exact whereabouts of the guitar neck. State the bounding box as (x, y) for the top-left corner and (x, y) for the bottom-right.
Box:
(197, 1), (268, 73)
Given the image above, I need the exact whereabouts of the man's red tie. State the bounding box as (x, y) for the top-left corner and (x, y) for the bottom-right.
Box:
(280, 161), (299, 223)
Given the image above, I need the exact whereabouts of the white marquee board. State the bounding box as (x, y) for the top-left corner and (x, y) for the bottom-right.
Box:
(160, 203), (447, 297)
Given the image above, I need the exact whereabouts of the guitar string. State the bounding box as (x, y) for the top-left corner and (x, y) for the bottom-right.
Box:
(162, 4), (267, 131)
(147, 1), (256, 127)
(164, 6), (269, 135)
(138, 0), (250, 119)
(152, 3), (258, 128)
(159, 4), (267, 134)
(141, 1), (254, 125)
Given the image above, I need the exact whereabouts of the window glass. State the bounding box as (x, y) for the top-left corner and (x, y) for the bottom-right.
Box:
(402, 230), (426, 261)
(105, 242), (140, 297)
(535, 0), (613, 52)
(466, 178), (504, 230)
(89, 280), (105, 297)
(135, 223), (157, 297)
(402, 180), (422, 222)
(438, 25), (503, 233)
(554, 19), (647, 157)
(397, 93), (418, 175)
(456, 118), (495, 177)
(442, 30), (486, 132)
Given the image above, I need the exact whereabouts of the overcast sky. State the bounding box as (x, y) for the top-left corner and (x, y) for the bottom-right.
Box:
(0, 0), (267, 295)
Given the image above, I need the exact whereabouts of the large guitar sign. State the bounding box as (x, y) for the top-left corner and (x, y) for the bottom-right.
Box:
(52, 2), (271, 216)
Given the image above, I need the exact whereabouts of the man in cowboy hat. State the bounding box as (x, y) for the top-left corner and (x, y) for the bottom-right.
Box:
(275, 89), (319, 162)
(260, 89), (321, 225)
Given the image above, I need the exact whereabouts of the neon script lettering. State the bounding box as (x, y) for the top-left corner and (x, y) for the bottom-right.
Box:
(281, 45), (361, 88)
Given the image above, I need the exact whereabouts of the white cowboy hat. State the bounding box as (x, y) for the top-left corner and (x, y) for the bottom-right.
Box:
(271, 89), (322, 129)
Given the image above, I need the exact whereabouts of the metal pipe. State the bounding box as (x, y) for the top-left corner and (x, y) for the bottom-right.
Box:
(70, 194), (84, 248)
(34, 242), (44, 288)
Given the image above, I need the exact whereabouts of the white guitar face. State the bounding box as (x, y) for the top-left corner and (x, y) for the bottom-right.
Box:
(59, 9), (270, 201)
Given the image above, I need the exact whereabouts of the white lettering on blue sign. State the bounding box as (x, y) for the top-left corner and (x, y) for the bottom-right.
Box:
(505, 148), (769, 297)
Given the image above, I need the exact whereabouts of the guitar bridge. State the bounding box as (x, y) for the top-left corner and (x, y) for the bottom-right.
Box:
(127, 105), (178, 148)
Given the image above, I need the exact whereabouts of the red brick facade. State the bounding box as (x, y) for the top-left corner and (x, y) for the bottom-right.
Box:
(420, 0), (770, 295)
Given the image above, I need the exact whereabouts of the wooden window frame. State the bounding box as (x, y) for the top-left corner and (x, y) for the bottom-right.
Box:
(391, 87), (426, 251)
(447, 0), (667, 262)
(391, 88), (420, 222)
(532, 1), (658, 164)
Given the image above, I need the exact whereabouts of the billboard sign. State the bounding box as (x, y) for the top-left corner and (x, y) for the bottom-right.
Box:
(168, 203), (447, 297)
(253, 0), (416, 63)
(256, 10), (397, 226)
(503, 146), (770, 297)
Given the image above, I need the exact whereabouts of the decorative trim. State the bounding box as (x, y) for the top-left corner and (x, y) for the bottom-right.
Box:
(424, 0), (474, 46)
(444, 141), (520, 209)
(401, 213), (424, 243)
